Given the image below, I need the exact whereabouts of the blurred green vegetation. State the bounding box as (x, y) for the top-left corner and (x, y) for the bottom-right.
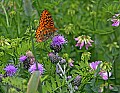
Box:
(0, 0), (120, 92)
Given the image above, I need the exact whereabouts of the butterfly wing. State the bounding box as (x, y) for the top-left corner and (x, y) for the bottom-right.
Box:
(36, 10), (57, 42)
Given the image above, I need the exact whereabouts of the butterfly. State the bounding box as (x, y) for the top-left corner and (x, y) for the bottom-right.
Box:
(36, 9), (57, 42)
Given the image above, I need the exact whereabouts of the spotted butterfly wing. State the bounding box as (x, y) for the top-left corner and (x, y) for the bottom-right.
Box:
(36, 9), (57, 42)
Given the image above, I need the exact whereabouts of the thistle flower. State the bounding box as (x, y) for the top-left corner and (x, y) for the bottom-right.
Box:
(89, 61), (101, 70)
(50, 35), (67, 52)
(75, 35), (94, 50)
(4, 64), (17, 76)
(19, 56), (27, 62)
(48, 52), (61, 63)
(29, 63), (44, 75)
(111, 14), (120, 27)
(73, 75), (81, 86)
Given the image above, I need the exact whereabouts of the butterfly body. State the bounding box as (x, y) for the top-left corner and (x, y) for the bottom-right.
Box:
(36, 10), (57, 42)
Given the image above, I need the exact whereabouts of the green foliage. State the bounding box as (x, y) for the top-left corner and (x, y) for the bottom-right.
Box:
(0, 0), (120, 93)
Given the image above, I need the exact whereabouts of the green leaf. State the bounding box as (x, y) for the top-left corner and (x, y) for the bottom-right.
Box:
(46, 81), (52, 93)
(51, 77), (56, 90)
(27, 71), (40, 93)
(56, 75), (61, 87)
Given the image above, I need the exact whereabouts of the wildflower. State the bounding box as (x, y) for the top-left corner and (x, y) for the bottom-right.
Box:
(29, 63), (44, 75)
(109, 85), (114, 90)
(51, 35), (67, 46)
(19, 56), (27, 62)
(48, 52), (61, 63)
(68, 58), (74, 67)
(74, 86), (79, 90)
(50, 35), (67, 52)
(67, 76), (72, 81)
(89, 61), (101, 70)
(75, 35), (94, 50)
(59, 58), (66, 64)
(73, 75), (81, 86)
(99, 71), (112, 80)
(111, 14), (120, 27)
(4, 64), (17, 76)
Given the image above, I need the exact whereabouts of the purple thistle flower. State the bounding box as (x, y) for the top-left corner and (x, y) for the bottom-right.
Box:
(89, 61), (101, 70)
(51, 35), (67, 47)
(99, 71), (112, 80)
(75, 35), (94, 50)
(29, 63), (44, 75)
(19, 56), (27, 62)
(111, 13), (120, 27)
(4, 64), (17, 76)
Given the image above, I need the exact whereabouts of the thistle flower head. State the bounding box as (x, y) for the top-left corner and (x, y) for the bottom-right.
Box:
(19, 56), (27, 62)
(48, 52), (61, 63)
(29, 63), (44, 75)
(50, 35), (67, 52)
(4, 64), (17, 77)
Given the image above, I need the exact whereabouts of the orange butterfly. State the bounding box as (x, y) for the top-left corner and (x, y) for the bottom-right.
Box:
(36, 9), (57, 42)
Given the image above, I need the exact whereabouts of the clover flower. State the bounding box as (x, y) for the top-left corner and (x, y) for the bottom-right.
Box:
(28, 63), (44, 75)
(68, 58), (74, 67)
(90, 61), (101, 70)
(99, 71), (112, 80)
(90, 61), (112, 80)
(4, 64), (17, 76)
(75, 35), (94, 50)
(111, 13), (120, 27)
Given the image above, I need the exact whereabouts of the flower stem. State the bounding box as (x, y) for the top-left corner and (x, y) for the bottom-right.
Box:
(28, 16), (38, 70)
(57, 63), (73, 93)
(1, 2), (9, 27)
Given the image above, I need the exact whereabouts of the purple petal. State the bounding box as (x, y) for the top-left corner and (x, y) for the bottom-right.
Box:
(112, 21), (120, 26)
(99, 71), (112, 80)
(80, 41), (84, 49)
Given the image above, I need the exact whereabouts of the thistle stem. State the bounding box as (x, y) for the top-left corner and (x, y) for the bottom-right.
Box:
(28, 16), (38, 70)
(57, 63), (73, 93)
